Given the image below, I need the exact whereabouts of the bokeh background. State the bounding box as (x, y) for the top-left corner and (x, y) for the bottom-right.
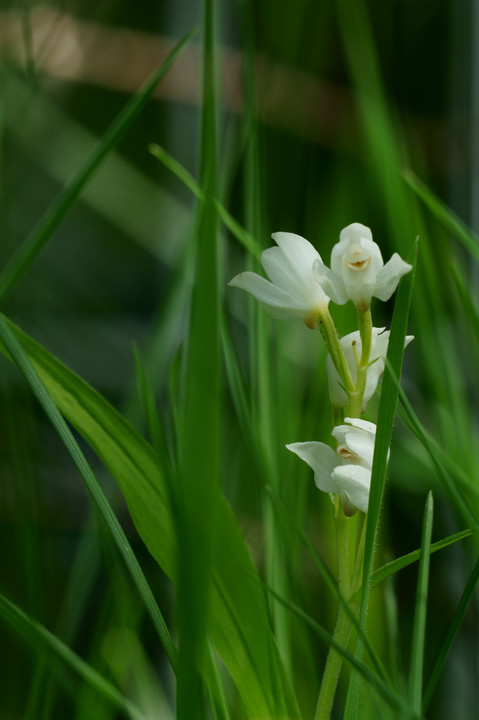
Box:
(1, 1), (478, 718)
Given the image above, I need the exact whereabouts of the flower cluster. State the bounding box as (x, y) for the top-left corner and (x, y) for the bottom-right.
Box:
(229, 222), (412, 515)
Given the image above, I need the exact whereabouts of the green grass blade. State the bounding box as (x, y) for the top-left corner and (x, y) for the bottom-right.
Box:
(395, 385), (479, 534)
(149, 142), (205, 200)
(131, 343), (170, 461)
(262, 583), (423, 720)
(422, 556), (479, 711)
(265, 486), (390, 684)
(371, 528), (474, 589)
(409, 492), (434, 713)
(176, 1), (219, 717)
(450, 261), (479, 350)
(0, 594), (148, 720)
(0, 314), (179, 673)
(0, 25), (198, 304)
(346, 240), (417, 717)
(0, 316), (300, 719)
(148, 143), (261, 259)
(402, 169), (479, 262)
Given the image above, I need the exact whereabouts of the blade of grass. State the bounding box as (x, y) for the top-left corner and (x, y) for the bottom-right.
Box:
(265, 486), (390, 684)
(394, 383), (479, 535)
(175, 1), (220, 718)
(402, 168), (479, 263)
(148, 142), (261, 259)
(409, 492), (434, 713)
(370, 527), (474, 589)
(261, 583), (424, 720)
(0, 313), (178, 672)
(0, 314), (301, 719)
(422, 555), (479, 711)
(0, 594), (148, 720)
(345, 239), (417, 718)
(0, 25), (198, 304)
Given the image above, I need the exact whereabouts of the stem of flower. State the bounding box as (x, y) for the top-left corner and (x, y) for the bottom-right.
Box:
(317, 307), (355, 396)
(347, 308), (372, 417)
(314, 503), (352, 720)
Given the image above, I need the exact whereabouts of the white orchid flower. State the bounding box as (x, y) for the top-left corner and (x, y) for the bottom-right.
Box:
(327, 327), (414, 408)
(313, 222), (412, 312)
(229, 232), (329, 328)
(287, 418), (380, 515)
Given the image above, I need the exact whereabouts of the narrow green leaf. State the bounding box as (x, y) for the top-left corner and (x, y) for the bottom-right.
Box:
(0, 594), (147, 720)
(262, 583), (424, 720)
(0, 26), (198, 304)
(409, 492), (434, 713)
(402, 169), (479, 262)
(395, 383), (479, 534)
(176, 2), (219, 717)
(149, 143), (204, 201)
(371, 528), (474, 589)
(0, 314), (178, 672)
(148, 143), (261, 259)
(0, 315), (300, 719)
(265, 485), (390, 684)
(422, 555), (479, 711)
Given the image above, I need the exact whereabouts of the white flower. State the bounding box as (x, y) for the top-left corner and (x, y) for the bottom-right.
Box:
(229, 232), (329, 328)
(287, 417), (381, 515)
(327, 327), (414, 408)
(314, 223), (412, 312)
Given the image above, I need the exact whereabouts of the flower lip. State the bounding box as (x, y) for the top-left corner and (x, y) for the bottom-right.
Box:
(336, 445), (361, 462)
(345, 256), (372, 272)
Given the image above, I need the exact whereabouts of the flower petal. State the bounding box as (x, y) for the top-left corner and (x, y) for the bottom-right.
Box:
(229, 272), (308, 320)
(286, 442), (338, 493)
(261, 246), (305, 300)
(271, 232), (323, 280)
(373, 253), (412, 302)
(270, 232), (330, 310)
(343, 417), (377, 435)
(332, 418), (376, 468)
(332, 464), (371, 514)
(313, 260), (349, 305)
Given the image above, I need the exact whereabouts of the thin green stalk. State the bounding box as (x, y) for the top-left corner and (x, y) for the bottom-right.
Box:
(315, 504), (353, 720)
(318, 307), (355, 396)
(409, 492), (434, 714)
(348, 308), (372, 417)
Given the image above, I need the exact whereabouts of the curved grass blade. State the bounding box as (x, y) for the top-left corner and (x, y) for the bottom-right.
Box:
(370, 527), (474, 589)
(148, 143), (261, 259)
(262, 583), (424, 720)
(422, 555), (479, 712)
(0, 315), (300, 719)
(394, 383), (479, 535)
(402, 169), (479, 262)
(409, 492), (434, 713)
(0, 25), (198, 304)
(0, 594), (148, 720)
(0, 314), (179, 673)
(264, 486), (390, 684)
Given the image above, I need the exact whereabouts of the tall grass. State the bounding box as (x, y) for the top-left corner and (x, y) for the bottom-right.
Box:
(0, 1), (478, 719)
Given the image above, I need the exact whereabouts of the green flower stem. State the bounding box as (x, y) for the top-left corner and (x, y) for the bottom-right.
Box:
(348, 308), (373, 417)
(315, 504), (351, 720)
(317, 307), (355, 396)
